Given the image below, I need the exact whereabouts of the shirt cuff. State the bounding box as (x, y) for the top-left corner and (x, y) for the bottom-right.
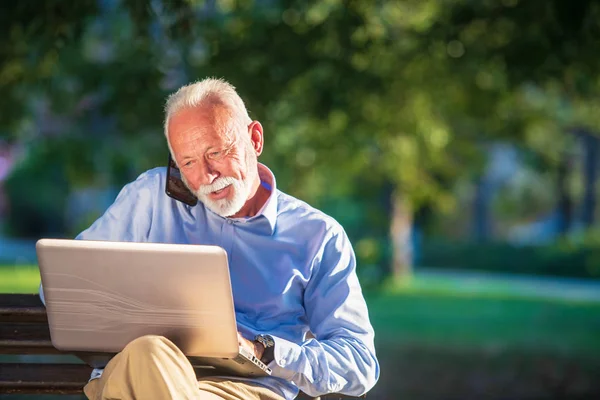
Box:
(90, 368), (103, 381)
(39, 283), (46, 305)
(268, 335), (303, 381)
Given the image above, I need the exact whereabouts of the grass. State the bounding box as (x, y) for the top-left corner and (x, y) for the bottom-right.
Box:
(367, 274), (600, 355)
(0, 264), (40, 293)
(368, 291), (600, 357)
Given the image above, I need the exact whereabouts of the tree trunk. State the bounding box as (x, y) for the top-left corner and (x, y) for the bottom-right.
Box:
(390, 190), (413, 279)
(473, 175), (491, 241)
(582, 133), (598, 228)
(556, 152), (573, 235)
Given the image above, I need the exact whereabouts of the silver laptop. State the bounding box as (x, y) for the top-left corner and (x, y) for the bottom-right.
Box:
(36, 238), (271, 377)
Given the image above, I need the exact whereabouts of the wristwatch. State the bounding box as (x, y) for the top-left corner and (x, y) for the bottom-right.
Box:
(254, 334), (275, 364)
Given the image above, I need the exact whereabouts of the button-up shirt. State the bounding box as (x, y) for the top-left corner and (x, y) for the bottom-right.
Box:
(41, 164), (379, 399)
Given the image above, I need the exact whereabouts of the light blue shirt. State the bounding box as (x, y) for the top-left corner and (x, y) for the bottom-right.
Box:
(42, 164), (379, 399)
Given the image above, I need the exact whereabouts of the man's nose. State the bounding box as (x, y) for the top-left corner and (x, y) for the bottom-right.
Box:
(198, 160), (220, 186)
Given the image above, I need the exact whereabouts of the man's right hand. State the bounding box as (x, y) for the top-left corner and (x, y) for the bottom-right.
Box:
(237, 332), (264, 360)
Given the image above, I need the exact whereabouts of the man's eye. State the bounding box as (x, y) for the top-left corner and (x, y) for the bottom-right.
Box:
(183, 160), (194, 167)
(209, 151), (221, 158)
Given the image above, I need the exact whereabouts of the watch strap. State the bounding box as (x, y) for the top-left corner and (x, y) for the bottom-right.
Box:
(255, 334), (275, 364)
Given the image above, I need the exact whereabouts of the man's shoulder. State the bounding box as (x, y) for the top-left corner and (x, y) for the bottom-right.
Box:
(133, 167), (167, 185)
(276, 190), (344, 235)
(113, 167), (168, 204)
(119, 167), (167, 194)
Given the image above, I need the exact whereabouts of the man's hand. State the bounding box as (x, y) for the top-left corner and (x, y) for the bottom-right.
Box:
(237, 332), (264, 360)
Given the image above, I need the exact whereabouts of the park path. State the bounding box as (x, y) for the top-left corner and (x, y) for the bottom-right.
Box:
(416, 267), (600, 302)
(0, 237), (36, 264)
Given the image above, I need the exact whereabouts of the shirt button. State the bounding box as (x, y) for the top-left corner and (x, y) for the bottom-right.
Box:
(227, 220), (233, 224)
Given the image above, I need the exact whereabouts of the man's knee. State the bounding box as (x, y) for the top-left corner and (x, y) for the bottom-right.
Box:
(122, 335), (177, 358)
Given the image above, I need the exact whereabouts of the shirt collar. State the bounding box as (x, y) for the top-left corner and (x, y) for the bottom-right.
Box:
(225, 163), (278, 235)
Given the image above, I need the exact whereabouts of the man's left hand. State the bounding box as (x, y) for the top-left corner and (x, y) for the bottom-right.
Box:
(237, 332), (264, 360)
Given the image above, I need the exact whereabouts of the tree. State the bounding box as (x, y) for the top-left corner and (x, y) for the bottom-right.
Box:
(3, 0), (600, 279)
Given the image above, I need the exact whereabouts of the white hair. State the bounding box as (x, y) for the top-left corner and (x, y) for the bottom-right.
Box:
(163, 78), (252, 157)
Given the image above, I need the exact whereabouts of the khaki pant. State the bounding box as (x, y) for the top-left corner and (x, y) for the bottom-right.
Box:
(83, 335), (285, 400)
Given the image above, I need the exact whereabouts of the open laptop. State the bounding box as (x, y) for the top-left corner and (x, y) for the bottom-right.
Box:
(36, 238), (271, 377)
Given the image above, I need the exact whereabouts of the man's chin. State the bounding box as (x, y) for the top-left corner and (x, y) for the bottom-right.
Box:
(199, 198), (242, 218)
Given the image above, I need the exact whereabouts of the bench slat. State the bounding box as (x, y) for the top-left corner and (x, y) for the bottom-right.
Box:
(0, 294), (43, 307)
(0, 295), (367, 398)
(0, 323), (60, 354)
(0, 363), (365, 399)
(0, 363), (92, 394)
(0, 294), (47, 323)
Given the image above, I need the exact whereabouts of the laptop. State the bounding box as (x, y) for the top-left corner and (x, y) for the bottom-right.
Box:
(36, 238), (271, 377)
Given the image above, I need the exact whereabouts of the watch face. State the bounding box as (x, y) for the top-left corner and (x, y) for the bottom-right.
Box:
(257, 334), (274, 348)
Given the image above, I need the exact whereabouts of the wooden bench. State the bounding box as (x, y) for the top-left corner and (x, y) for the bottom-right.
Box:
(0, 293), (365, 399)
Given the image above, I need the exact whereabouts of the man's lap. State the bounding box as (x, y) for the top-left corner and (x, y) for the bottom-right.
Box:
(85, 376), (284, 400)
(197, 376), (284, 400)
(82, 335), (285, 400)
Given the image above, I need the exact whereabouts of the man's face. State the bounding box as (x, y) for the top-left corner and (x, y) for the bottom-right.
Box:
(167, 104), (260, 217)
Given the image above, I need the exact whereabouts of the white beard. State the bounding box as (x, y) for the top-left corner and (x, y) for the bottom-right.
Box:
(182, 175), (250, 217)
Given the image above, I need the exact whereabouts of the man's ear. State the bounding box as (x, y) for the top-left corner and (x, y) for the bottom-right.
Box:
(248, 121), (264, 156)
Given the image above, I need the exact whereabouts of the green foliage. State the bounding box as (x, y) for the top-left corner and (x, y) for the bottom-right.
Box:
(3, 0), (600, 279)
(4, 139), (71, 238)
(0, 1), (99, 137)
(419, 239), (600, 279)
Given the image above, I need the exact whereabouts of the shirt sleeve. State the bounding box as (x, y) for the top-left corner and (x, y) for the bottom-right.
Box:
(74, 172), (156, 242)
(39, 172), (157, 304)
(267, 227), (380, 397)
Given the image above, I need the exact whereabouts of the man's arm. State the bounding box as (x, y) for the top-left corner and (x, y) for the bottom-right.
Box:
(266, 227), (380, 397)
(74, 172), (156, 242)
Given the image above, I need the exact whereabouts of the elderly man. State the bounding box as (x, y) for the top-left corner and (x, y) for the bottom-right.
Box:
(54, 78), (379, 400)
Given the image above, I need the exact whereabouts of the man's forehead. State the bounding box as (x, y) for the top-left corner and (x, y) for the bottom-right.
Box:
(169, 124), (213, 144)
(168, 123), (238, 156)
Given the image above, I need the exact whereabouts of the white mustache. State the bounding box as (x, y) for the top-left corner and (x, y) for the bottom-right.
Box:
(198, 177), (238, 195)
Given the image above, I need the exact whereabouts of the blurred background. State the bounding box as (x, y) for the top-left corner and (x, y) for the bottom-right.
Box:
(1, 0), (600, 399)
